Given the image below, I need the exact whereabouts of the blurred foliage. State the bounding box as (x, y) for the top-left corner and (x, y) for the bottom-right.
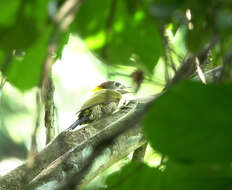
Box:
(0, 0), (53, 90)
(0, 92), (28, 160)
(100, 162), (232, 190)
(99, 162), (160, 190)
(71, 0), (163, 72)
(1, 0), (232, 189)
(0, 130), (27, 160)
(144, 80), (232, 164)
(100, 80), (232, 190)
(1, 0), (232, 90)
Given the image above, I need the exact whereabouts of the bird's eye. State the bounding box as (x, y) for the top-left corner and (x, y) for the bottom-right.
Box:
(114, 82), (120, 87)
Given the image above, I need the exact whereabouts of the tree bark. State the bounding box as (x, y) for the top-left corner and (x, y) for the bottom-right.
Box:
(0, 96), (154, 190)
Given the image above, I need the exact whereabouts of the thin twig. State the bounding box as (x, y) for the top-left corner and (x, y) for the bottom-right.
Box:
(110, 71), (165, 86)
(167, 36), (219, 88)
(162, 32), (171, 83)
(168, 46), (184, 63)
(192, 66), (222, 82)
(54, 105), (60, 134)
(41, 0), (83, 89)
(28, 90), (41, 167)
(195, 57), (207, 84)
(41, 0), (83, 144)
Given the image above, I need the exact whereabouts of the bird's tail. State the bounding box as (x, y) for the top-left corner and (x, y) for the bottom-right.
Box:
(66, 116), (88, 130)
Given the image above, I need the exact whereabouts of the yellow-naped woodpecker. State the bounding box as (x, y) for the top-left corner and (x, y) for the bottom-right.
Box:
(67, 81), (130, 130)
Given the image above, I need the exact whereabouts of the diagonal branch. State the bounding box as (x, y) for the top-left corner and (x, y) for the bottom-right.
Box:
(0, 97), (154, 190)
(52, 98), (153, 190)
(168, 36), (219, 87)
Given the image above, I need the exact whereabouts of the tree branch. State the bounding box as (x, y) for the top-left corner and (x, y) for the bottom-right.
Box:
(44, 77), (55, 144)
(30, 122), (145, 189)
(0, 96), (154, 190)
(52, 98), (152, 190)
(27, 91), (42, 167)
(168, 36), (219, 87)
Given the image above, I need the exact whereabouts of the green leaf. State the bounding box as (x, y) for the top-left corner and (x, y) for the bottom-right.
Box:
(144, 81), (232, 163)
(0, 0), (52, 91)
(5, 27), (53, 91)
(148, 3), (178, 22)
(100, 161), (232, 190)
(108, 2), (163, 71)
(163, 162), (232, 190)
(0, 0), (20, 27)
(0, 0), (50, 53)
(170, 21), (180, 36)
(71, 0), (112, 37)
(0, 18), (39, 52)
(72, 0), (163, 72)
(215, 10), (232, 35)
(29, 0), (49, 25)
(101, 162), (162, 190)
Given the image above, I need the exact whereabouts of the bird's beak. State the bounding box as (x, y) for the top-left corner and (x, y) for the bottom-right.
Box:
(93, 86), (103, 93)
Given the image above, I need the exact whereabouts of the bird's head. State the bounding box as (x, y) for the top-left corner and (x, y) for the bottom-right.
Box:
(93, 81), (130, 94)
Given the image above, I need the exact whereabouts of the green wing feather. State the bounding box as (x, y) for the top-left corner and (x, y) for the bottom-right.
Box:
(76, 89), (122, 114)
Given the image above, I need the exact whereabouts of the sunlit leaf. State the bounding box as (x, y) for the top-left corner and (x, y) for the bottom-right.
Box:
(72, 0), (163, 72)
(108, 1), (163, 72)
(71, 0), (111, 37)
(144, 81), (232, 163)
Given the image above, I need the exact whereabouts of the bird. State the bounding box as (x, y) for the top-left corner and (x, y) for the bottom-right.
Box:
(66, 81), (130, 130)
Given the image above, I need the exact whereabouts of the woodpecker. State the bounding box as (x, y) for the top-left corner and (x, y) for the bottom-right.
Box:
(67, 81), (130, 130)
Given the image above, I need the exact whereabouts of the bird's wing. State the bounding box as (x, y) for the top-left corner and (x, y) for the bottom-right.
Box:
(76, 89), (122, 114)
